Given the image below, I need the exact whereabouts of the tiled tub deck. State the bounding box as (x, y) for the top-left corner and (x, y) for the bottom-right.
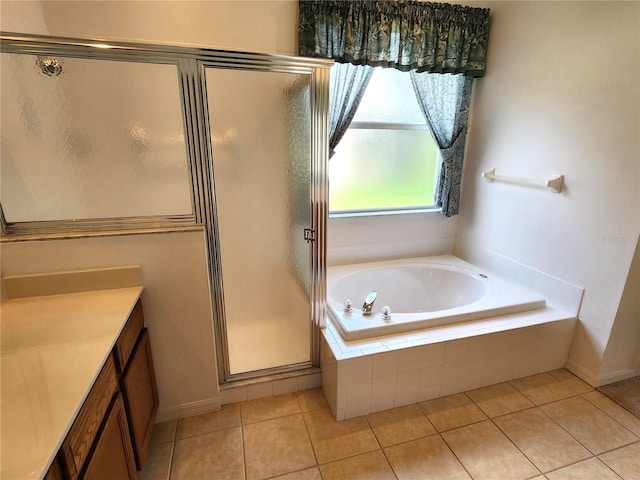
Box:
(321, 307), (577, 421)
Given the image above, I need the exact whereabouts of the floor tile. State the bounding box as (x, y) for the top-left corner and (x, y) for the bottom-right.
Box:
(510, 373), (578, 405)
(243, 414), (316, 480)
(493, 407), (591, 473)
(170, 427), (244, 480)
(545, 457), (621, 480)
(582, 390), (640, 437)
(366, 404), (436, 447)
(297, 388), (329, 412)
(241, 392), (300, 424)
(418, 393), (487, 432)
(303, 408), (379, 464)
(138, 441), (173, 480)
(442, 420), (540, 480)
(465, 382), (534, 418)
(149, 420), (177, 445)
(271, 467), (322, 479)
(175, 403), (241, 439)
(548, 369), (594, 394)
(541, 396), (638, 454)
(147, 368), (640, 480)
(319, 450), (396, 480)
(384, 435), (471, 480)
(598, 442), (640, 479)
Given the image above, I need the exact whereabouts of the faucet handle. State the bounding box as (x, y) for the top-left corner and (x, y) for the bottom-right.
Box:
(343, 299), (353, 313)
(381, 306), (392, 320)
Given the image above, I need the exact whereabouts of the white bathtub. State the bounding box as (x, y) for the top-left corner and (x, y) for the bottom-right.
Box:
(327, 255), (546, 340)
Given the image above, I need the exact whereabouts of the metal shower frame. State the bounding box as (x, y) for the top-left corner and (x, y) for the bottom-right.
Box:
(0, 32), (330, 384)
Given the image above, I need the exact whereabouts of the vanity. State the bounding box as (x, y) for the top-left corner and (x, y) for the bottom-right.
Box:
(1, 267), (158, 480)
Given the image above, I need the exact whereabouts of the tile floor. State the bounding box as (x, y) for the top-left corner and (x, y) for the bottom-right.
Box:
(139, 369), (640, 480)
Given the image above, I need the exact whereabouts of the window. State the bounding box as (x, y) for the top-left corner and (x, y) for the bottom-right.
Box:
(329, 67), (440, 215)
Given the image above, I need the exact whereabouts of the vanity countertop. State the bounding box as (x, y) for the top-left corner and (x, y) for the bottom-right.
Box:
(1, 286), (143, 480)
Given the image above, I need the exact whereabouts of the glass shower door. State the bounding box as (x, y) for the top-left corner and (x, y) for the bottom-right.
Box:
(205, 67), (312, 377)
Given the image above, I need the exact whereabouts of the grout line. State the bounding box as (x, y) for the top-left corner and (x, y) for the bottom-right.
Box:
(240, 423), (248, 480)
(542, 457), (621, 478)
(486, 411), (543, 477)
(165, 441), (176, 480)
(299, 406), (321, 474)
(596, 438), (640, 457)
(171, 419), (178, 443)
(579, 391), (640, 437)
(362, 411), (400, 479)
(436, 431), (475, 480)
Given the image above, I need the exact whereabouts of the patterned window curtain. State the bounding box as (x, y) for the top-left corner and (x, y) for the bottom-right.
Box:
(329, 62), (374, 157)
(410, 71), (473, 216)
(299, 0), (490, 77)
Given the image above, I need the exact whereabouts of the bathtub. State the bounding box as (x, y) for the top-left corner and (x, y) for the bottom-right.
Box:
(327, 255), (546, 340)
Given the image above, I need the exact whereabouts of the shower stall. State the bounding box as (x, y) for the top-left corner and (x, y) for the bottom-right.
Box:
(0, 32), (330, 384)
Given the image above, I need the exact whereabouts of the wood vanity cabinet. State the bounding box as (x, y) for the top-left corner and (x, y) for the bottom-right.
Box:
(56, 299), (158, 479)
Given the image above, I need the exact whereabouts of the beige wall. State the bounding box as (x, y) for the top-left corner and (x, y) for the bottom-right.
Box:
(457, 1), (640, 384)
(600, 236), (640, 378)
(2, 0), (299, 55)
(1, 232), (218, 421)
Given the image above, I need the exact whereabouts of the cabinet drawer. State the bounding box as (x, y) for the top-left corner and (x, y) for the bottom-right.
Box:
(60, 355), (118, 480)
(115, 299), (144, 373)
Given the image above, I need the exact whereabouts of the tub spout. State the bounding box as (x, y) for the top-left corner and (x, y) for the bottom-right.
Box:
(362, 291), (378, 315)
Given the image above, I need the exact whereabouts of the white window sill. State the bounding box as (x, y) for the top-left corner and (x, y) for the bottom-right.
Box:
(329, 206), (441, 219)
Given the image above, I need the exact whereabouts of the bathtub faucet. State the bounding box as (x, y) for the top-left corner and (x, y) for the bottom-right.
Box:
(362, 291), (378, 315)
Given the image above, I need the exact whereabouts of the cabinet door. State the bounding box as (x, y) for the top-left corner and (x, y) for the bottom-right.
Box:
(121, 328), (159, 469)
(83, 393), (137, 480)
(44, 458), (64, 480)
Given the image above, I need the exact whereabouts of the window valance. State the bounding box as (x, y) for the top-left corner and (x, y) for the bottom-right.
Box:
(298, 0), (490, 77)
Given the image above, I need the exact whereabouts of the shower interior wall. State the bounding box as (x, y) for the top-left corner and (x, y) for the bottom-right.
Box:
(1, 0), (638, 420)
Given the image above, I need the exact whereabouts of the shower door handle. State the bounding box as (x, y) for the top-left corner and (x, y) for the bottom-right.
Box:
(304, 228), (315, 243)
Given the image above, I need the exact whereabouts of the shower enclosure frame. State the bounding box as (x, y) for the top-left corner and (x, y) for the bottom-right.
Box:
(0, 32), (330, 384)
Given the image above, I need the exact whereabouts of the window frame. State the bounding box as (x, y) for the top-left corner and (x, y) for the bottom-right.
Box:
(328, 69), (441, 218)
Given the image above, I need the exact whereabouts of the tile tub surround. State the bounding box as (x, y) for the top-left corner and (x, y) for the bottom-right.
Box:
(321, 308), (576, 421)
(138, 375), (640, 480)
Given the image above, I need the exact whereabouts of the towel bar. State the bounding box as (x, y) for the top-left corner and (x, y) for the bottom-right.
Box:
(482, 168), (564, 193)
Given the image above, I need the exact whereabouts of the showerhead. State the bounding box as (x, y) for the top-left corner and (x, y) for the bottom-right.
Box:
(36, 56), (63, 76)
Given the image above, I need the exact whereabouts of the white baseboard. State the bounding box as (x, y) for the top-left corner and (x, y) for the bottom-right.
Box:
(595, 367), (640, 387)
(155, 396), (221, 423)
(564, 359), (599, 387)
(565, 359), (639, 387)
